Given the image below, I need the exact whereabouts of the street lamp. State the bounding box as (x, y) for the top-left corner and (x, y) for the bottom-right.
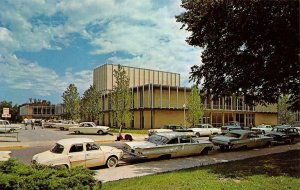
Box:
(183, 104), (186, 128)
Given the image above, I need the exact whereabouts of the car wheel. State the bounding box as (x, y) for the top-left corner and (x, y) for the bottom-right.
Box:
(98, 130), (104, 135)
(265, 141), (271, 148)
(200, 148), (210, 155)
(195, 132), (200, 137)
(106, 156), (118, 168)
(241, 145), (248, 150)
(54, 164), (68, 169)
(220, 146), (229, 151)
(60, 127), (64, 130)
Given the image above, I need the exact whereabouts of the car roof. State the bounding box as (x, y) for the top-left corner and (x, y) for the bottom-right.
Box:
(227, 130), (252, 135)
(56, 138), (94, 145)
(274, 125), (291, 129)
(154, 132), (192, 139)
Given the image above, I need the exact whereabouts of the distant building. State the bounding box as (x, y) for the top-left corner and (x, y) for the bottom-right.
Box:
(94, 64), (278, 129)
(19, 103), (65, 120)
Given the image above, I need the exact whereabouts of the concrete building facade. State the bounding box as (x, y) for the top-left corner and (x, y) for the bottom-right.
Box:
(94, 64), (278, 129)
(93, 64), (180, 92)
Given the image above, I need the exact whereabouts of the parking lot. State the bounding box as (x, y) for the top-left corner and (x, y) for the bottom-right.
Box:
(1, 125), (300, 182)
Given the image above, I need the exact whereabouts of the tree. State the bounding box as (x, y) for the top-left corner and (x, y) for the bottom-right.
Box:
(80, 85), (102, 123)
(176, 0), (299, 110)
(278, 95), (296, 124)
(186, 85), (204, 127)
(111, 65), (132, 133)
(62, 84), (80, 121)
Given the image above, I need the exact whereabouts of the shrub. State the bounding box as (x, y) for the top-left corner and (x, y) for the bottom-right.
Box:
(0, 159), (102, 190)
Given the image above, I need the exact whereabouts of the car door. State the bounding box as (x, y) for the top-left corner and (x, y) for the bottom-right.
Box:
(68, 143), (86, 168)
(85, 143), (105, 167)
(179, 137), (203, 156)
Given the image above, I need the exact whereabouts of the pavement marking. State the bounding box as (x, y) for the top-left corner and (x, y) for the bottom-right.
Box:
(0, 145), (30, 150)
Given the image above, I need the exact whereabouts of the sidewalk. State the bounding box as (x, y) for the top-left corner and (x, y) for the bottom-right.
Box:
(94, 143), (300, 182)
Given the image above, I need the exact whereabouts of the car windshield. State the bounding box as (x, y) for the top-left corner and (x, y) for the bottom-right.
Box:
(147, 135), (169, 145)
(225, 133), (241, 138)
(273, 128), (286, 132)
(50, 143), (64, 154)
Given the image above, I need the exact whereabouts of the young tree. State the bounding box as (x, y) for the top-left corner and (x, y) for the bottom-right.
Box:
(80, 85), (102, 123)
(278, 95), (296, 124)
(186, 85), (204, 127)
(62, 84), (80, 121)
(176, 0), (299, 110)
(111, 65), (132, 135)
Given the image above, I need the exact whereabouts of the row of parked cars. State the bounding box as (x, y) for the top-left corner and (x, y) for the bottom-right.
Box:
(31, 123), (299, 170)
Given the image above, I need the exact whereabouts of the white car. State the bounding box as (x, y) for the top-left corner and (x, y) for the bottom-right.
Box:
(252, 124), (273, 134)
(0, 120), (22, 133)
(69, 122), (110, 135)
(189, 124), (221, 137)
(55, 120), (79, 131)
(32, 138), (123, 168)
(148, 124), (193, 136)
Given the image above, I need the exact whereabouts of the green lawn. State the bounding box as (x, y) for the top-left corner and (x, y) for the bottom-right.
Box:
(102, 150), (300, 190)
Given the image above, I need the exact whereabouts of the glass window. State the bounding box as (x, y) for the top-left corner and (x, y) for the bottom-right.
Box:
(147, 135), (169, 145)
(69, 144), (83, 153)
(51, 143), (64, 154)
(86, 143), (99, 151)
(167, 138), (179, 144)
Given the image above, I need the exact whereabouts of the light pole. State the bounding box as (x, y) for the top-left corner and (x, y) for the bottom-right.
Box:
(183, 104), (186, 128)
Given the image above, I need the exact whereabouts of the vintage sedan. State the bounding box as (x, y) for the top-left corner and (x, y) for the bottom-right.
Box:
(251, 124), (273, 134)
(0, 120), (22, 133)
(148, 124), (193, 136)
(211, 130), (273, 151)
(266, 125), (299, 144)
(32, 138), (123, 168)
(123, 132), (213, 159)
(190, 124), (221, 137)
(221, 121), (241, 134)
(69, 122), (110, 135)
(55, 120), (79, 131)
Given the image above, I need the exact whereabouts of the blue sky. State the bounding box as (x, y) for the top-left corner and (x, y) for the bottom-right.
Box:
(0, 0), (201, 105)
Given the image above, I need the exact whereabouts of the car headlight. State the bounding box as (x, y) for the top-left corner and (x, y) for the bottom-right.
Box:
(32, 160), (37, 164)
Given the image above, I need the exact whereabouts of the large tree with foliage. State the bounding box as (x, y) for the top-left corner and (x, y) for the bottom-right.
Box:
(186, 85), (204, 127)
(111, 65), (132, 131)
(62, 84), (80, 121)
(176, 0), (299, 110)
(80, 85), (102, 123)
(278, 95), (296, 124)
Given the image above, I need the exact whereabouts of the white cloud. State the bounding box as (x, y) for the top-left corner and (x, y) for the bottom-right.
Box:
(0, 0), (202, 103)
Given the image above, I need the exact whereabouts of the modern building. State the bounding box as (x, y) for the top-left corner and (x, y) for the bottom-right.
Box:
(93, 64), (180, 92)
(94, 64), (278, 129)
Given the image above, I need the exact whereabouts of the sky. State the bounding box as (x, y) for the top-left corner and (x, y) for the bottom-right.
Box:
(0, 0), (201, 105)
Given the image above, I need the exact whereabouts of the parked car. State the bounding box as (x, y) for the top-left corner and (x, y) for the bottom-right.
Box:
(123, 132), (213, 159)
(32, 138), (123, 168)
(189, 124), (221, 137)
(55, 120), (79, 131)
(44, 120), (63, 128)
(221, 121), (241, 134)
(0, 120), (22, 133)
(266, 125), (299, 144)
(251, 124), (273, 134)
(148, 124), (193, 136)
(211, 130), (273, 151)
(69, 122), (110, 135)
(292, 122), (300, 131)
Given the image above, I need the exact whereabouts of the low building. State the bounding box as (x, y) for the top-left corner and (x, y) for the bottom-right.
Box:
(19, 103), (63, 120)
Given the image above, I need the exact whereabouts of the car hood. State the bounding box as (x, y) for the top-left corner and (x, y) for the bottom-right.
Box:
(124, 141), (155, 149)
(32, 151), (64, 163)
(212, 135), (238, 142)
(100, 146), (122, 153)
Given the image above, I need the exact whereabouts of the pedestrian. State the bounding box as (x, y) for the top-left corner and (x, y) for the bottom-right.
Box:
(249, 122), (253, 130)
(24, 118), (28, 130)
(31, 120), (35, 130)
(41, 119), (44, 129)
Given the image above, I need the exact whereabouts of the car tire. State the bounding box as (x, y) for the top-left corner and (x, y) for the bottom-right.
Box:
(54, 164), (68, 169)
(241, 145), (248, 150)
(195, 132), (200, 137)
(265, 141), (271, 148)
(200, 148), (210, 155)
(106, 156), (118, 168)
(60, 127), (64, 131)
(98, 130), (104, 135)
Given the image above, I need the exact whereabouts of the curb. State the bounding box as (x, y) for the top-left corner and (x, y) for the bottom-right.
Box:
(0, 145), (30, 150)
